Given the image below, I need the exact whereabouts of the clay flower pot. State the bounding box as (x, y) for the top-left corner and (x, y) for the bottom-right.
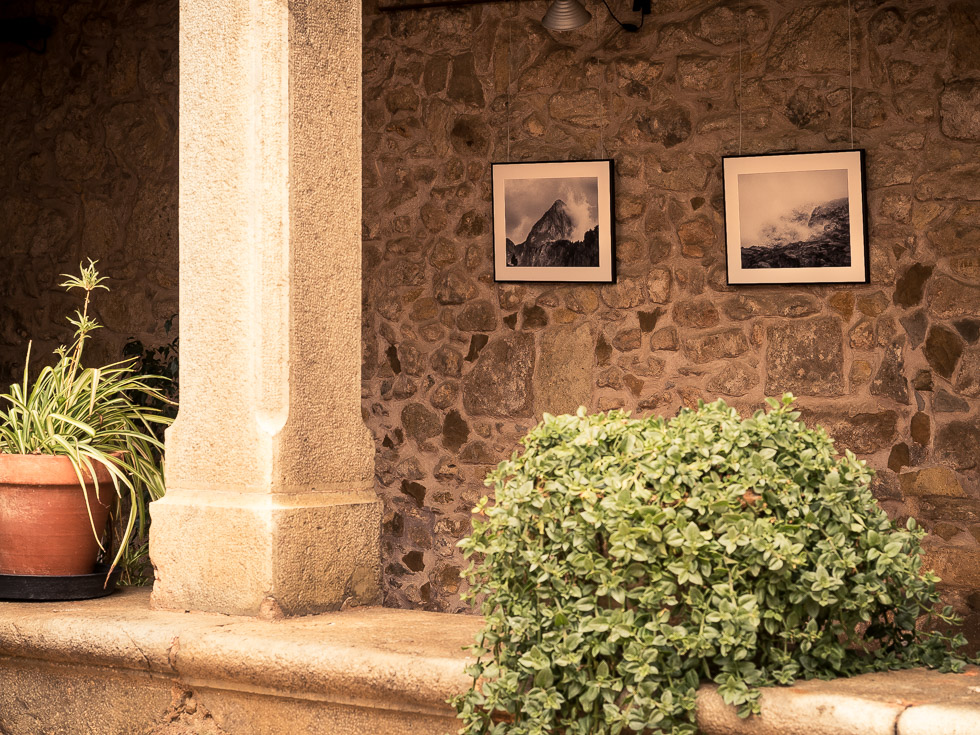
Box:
(0, 454), (114, 576)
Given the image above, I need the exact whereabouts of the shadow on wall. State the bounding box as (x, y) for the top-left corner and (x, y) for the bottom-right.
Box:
(0, 0), (179, 389)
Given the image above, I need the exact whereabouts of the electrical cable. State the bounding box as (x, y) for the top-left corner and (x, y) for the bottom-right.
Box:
(599, 0), (643, 32)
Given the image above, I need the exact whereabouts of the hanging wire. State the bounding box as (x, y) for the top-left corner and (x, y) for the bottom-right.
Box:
(846, 0), (854, 148)
(594, 7), (605, 159)
(506, 10), (512, 162)
(737, 0), (743, 155)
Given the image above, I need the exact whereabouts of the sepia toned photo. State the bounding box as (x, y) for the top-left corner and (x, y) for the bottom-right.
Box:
(492, 160), (615, 283)
(723, 150), (868, 285)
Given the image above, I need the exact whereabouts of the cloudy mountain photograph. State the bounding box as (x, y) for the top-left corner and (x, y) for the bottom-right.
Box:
(737, 168), (851, 270)
(503, 176), (600, 268)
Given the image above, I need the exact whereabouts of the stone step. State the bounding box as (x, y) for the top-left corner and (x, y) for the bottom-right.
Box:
(697, 666), (980, 735)
(0, 588), (480, 734)
(1, 589), (978, 735)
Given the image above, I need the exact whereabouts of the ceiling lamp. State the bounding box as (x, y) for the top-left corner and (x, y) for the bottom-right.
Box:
(541, 0), (592, 31)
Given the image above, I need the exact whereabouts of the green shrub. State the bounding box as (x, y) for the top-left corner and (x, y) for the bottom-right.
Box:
(455, 396), (968, 735)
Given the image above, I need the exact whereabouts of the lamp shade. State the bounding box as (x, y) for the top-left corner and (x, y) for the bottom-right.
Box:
(542, 0), (592, 31)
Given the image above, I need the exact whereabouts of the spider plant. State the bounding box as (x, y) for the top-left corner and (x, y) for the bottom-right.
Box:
(0, 260), (173, 576)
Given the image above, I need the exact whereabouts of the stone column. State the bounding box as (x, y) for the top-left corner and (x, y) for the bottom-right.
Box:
(149, 0), (380, 617)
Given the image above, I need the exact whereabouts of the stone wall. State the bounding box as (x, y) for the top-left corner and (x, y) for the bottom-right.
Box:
(2, 0), (977, 636)
(0, 0), (178, 381)
(361, 0), (980, 634)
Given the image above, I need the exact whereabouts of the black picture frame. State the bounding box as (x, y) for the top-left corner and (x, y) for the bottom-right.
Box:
(722, 150), (869, 285)
(491, 159), (616, 284)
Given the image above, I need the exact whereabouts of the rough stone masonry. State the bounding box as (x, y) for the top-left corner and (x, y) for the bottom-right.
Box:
(0, 0), (178, 376)
(360, 0), (980, 645)
(0, 0), (978, 640)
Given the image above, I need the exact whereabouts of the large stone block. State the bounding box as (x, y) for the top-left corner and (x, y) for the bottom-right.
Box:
(766, 317), (844, 397)
(927, 203), (980, 256)
(647, 268), (672, 304)
(928, 276), (980, 319)
(767, 6), (850, 74)
(600, 279), (645, 309)
(692, 4), (769, 45)
(940, 81), (980, 141)
(723, 293), (819, 320)
(434, 268), (477, 304)
(549, 89), (603, 128)
(462, 333), (534, 418)
(922, 541), (980, 589)
(402, 403), (441, 443)
(449, 115), (490, 156)
(870, 338), (910, 405)
(900, 467), (968, 498)
(456, 299), (497, 332)
(935, 419), (980, 474)
(707, 362), (758, 397)
(698, 666), (980, 735)
(954, 348), (980, 397)
(201, 688), (457, 735)
(676, 217), (714, 259)
(682, 328), (749, 364)
(534, 323), (593, 417)
(923, 325), (964, 379)
(673, 297), (720, 328)
(916, 164), (980, 201)
(637, 102), (693, 147)
(447, 52), (484, 107)
(893, 264), (934, 307)
(949, 2), (980, 79)
(801, 409), (898, 455)
(151, 490), (382, 617)
(0, 657), (173, 735)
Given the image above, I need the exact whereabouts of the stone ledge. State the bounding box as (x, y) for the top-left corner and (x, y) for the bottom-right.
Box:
(697, 666), (980, 735)
(0, 589), (978, 735)
(0, 588), (481, 735)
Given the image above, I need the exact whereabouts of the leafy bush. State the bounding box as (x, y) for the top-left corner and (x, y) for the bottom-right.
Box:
(455, 396), (968, 735)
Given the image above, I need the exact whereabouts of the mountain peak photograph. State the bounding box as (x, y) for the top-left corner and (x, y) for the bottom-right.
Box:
(492, 159), (615, 283)
(503, 177), (600, 269)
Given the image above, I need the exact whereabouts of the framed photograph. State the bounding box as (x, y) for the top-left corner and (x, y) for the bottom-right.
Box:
(723, 150), (869, 285)
(492, 159), (616, 283)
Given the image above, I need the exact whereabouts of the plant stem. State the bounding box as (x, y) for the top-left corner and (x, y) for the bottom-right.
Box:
(64, 286), (92, 398)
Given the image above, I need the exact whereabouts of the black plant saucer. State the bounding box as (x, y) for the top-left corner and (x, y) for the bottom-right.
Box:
(0, 563), (120, 602)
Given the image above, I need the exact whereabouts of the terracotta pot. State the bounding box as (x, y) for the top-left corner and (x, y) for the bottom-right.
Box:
(0, 454), (114, 576)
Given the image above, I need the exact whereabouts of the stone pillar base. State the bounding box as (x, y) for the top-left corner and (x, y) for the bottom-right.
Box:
(150, 489), (382, 617)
